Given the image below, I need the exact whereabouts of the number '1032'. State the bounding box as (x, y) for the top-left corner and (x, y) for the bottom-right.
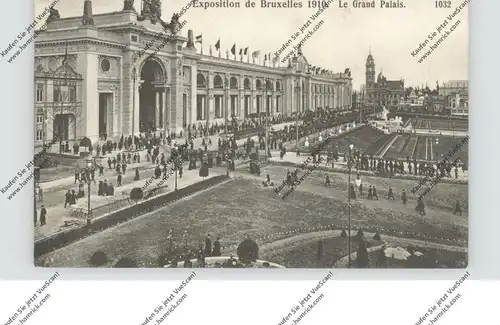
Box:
(435, 1), (451, 8)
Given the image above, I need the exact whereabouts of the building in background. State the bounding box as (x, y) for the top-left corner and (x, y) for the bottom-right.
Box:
(364, 51), (404, 110)
(439, 80), (468, 116)
(33, 0), (352, 147)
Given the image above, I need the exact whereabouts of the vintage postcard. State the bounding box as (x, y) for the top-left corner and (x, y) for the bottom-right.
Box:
(26, 0), (468, 268)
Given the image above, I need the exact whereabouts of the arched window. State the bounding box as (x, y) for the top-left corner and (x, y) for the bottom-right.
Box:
(256, 79), (262, 90)
(276, 81), (281, 91)
(197, 73), (206, 88)
(266, 80), (273, 91)
(244, 78), (251, 90)
(230, 77), (238, 89)
(214, 75), (223, 89)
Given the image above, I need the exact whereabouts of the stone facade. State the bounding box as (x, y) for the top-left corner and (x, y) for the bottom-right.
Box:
(365, 52), (404, 109)
(34, 1), (352, 146)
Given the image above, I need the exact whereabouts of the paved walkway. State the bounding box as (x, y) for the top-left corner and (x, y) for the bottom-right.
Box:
(35, 164), (228, 241)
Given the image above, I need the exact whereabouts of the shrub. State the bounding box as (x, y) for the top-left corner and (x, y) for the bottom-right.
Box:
(356, 239), (369, 268)
(373, 232), (381, 241)
(340, 229), (347, 237)
(89, 251), (108, 266)
(237, 239), (259, 264)
(130, 187), (144, 203)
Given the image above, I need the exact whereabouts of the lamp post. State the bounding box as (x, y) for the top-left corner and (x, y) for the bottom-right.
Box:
(346, 143), (354, 268)
(132, 67), (137, 150)
(174, 156), (178, 191)
(294, 82), (301, 156)
(263, 79), (273, 161)
(85, 155), (95, 227)
(224, 76), (229, 136)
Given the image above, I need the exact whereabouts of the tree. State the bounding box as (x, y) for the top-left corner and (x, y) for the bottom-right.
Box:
(130, 187), (144, 203)
(237, 239), (259, 264)
(340, 229), (347, 237)
(356, 239), (369, 268)
(373, 232), (381, 241)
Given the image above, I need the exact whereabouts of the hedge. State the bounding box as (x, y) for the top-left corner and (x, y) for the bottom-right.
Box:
(34, 174), (230, 259)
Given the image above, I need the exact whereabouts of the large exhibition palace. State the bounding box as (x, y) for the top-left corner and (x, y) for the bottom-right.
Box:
(34, 0), (352, 146)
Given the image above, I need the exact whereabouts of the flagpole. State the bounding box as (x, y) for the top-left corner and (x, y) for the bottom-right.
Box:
(201, 40), (203, 55)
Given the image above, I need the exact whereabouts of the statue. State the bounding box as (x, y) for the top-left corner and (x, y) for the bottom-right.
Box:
(150, 0), (162, 20)
(209, 45), (213, 56)
(161, 13), (181, 35)
(47, 7), (60, 22)
(123, 0), (135, 11)
(344, 68), (351, 77)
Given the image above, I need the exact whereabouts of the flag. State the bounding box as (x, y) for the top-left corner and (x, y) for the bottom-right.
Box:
(195, 34), (202, 43)
(252, 50), (260, 58)
(264, 54), (267, 61)
(244, 47), (248, 55)
(231, 44), (236, 56)
(316, 67), (321, 74)
(215, 39), (220, 51)
(239, 48), (242, 55)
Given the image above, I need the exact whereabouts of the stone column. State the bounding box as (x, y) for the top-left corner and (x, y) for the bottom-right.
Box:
(155, 91), (160, 131)
(76, 52), (99, 141)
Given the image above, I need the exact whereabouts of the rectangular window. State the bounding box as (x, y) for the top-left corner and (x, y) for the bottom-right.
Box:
(131, 35), (138, 42)
(36, 130), (43, 141)
(36, 115), (43, 124)
(69, 85), (77, 102)
(36, 84), (43, 102)
(53, 86), (61, 102)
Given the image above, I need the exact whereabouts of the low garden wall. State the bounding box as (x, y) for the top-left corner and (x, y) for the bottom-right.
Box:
(35, 174), (230, 258)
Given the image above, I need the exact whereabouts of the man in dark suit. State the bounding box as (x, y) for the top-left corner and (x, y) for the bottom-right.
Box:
(204, 234), (212, 257)
(212, 237), (221, 257)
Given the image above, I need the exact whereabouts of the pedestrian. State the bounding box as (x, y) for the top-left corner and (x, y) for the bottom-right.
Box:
(401, 189), (408, 205)
(40, 205), (47, 226)
(204, 234), (212, 257)
(38, 187), (43, 203)
(212, 237), (221, 257)
(372, 186), (379, 200)
(453, 200), (462, 216)
(387, 187), (395, 200)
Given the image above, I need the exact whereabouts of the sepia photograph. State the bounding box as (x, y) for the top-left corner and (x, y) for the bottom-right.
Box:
(27, 0), (468, 268)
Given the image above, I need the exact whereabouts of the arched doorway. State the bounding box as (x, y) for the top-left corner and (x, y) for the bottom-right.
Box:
(139, 58), (165, 133)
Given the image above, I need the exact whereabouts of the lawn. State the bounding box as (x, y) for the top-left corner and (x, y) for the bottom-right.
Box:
(38, 167), (468, 267)
(263, 235), (381, 268)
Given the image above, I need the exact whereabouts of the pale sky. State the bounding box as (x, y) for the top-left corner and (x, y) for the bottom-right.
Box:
(35, 0), (468, 89)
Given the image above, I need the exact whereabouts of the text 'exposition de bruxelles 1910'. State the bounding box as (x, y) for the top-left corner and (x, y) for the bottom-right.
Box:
(191, 0), (406, 9)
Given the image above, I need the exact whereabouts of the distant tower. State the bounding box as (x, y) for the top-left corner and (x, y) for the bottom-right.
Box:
(365, 50), (375, 89)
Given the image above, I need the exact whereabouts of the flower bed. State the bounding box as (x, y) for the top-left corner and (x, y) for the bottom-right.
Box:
(34, 174), (230, 258)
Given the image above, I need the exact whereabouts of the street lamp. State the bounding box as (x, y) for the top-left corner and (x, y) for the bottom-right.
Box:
(225, 76), (229, 136)
(263, 79), (273, 161)
(132, 67), (137, 150)
(346, 143), (355, 268)
(294, 82), (301, 156)
(85, 155), (95, 227)
(174, 156), (179, 191)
